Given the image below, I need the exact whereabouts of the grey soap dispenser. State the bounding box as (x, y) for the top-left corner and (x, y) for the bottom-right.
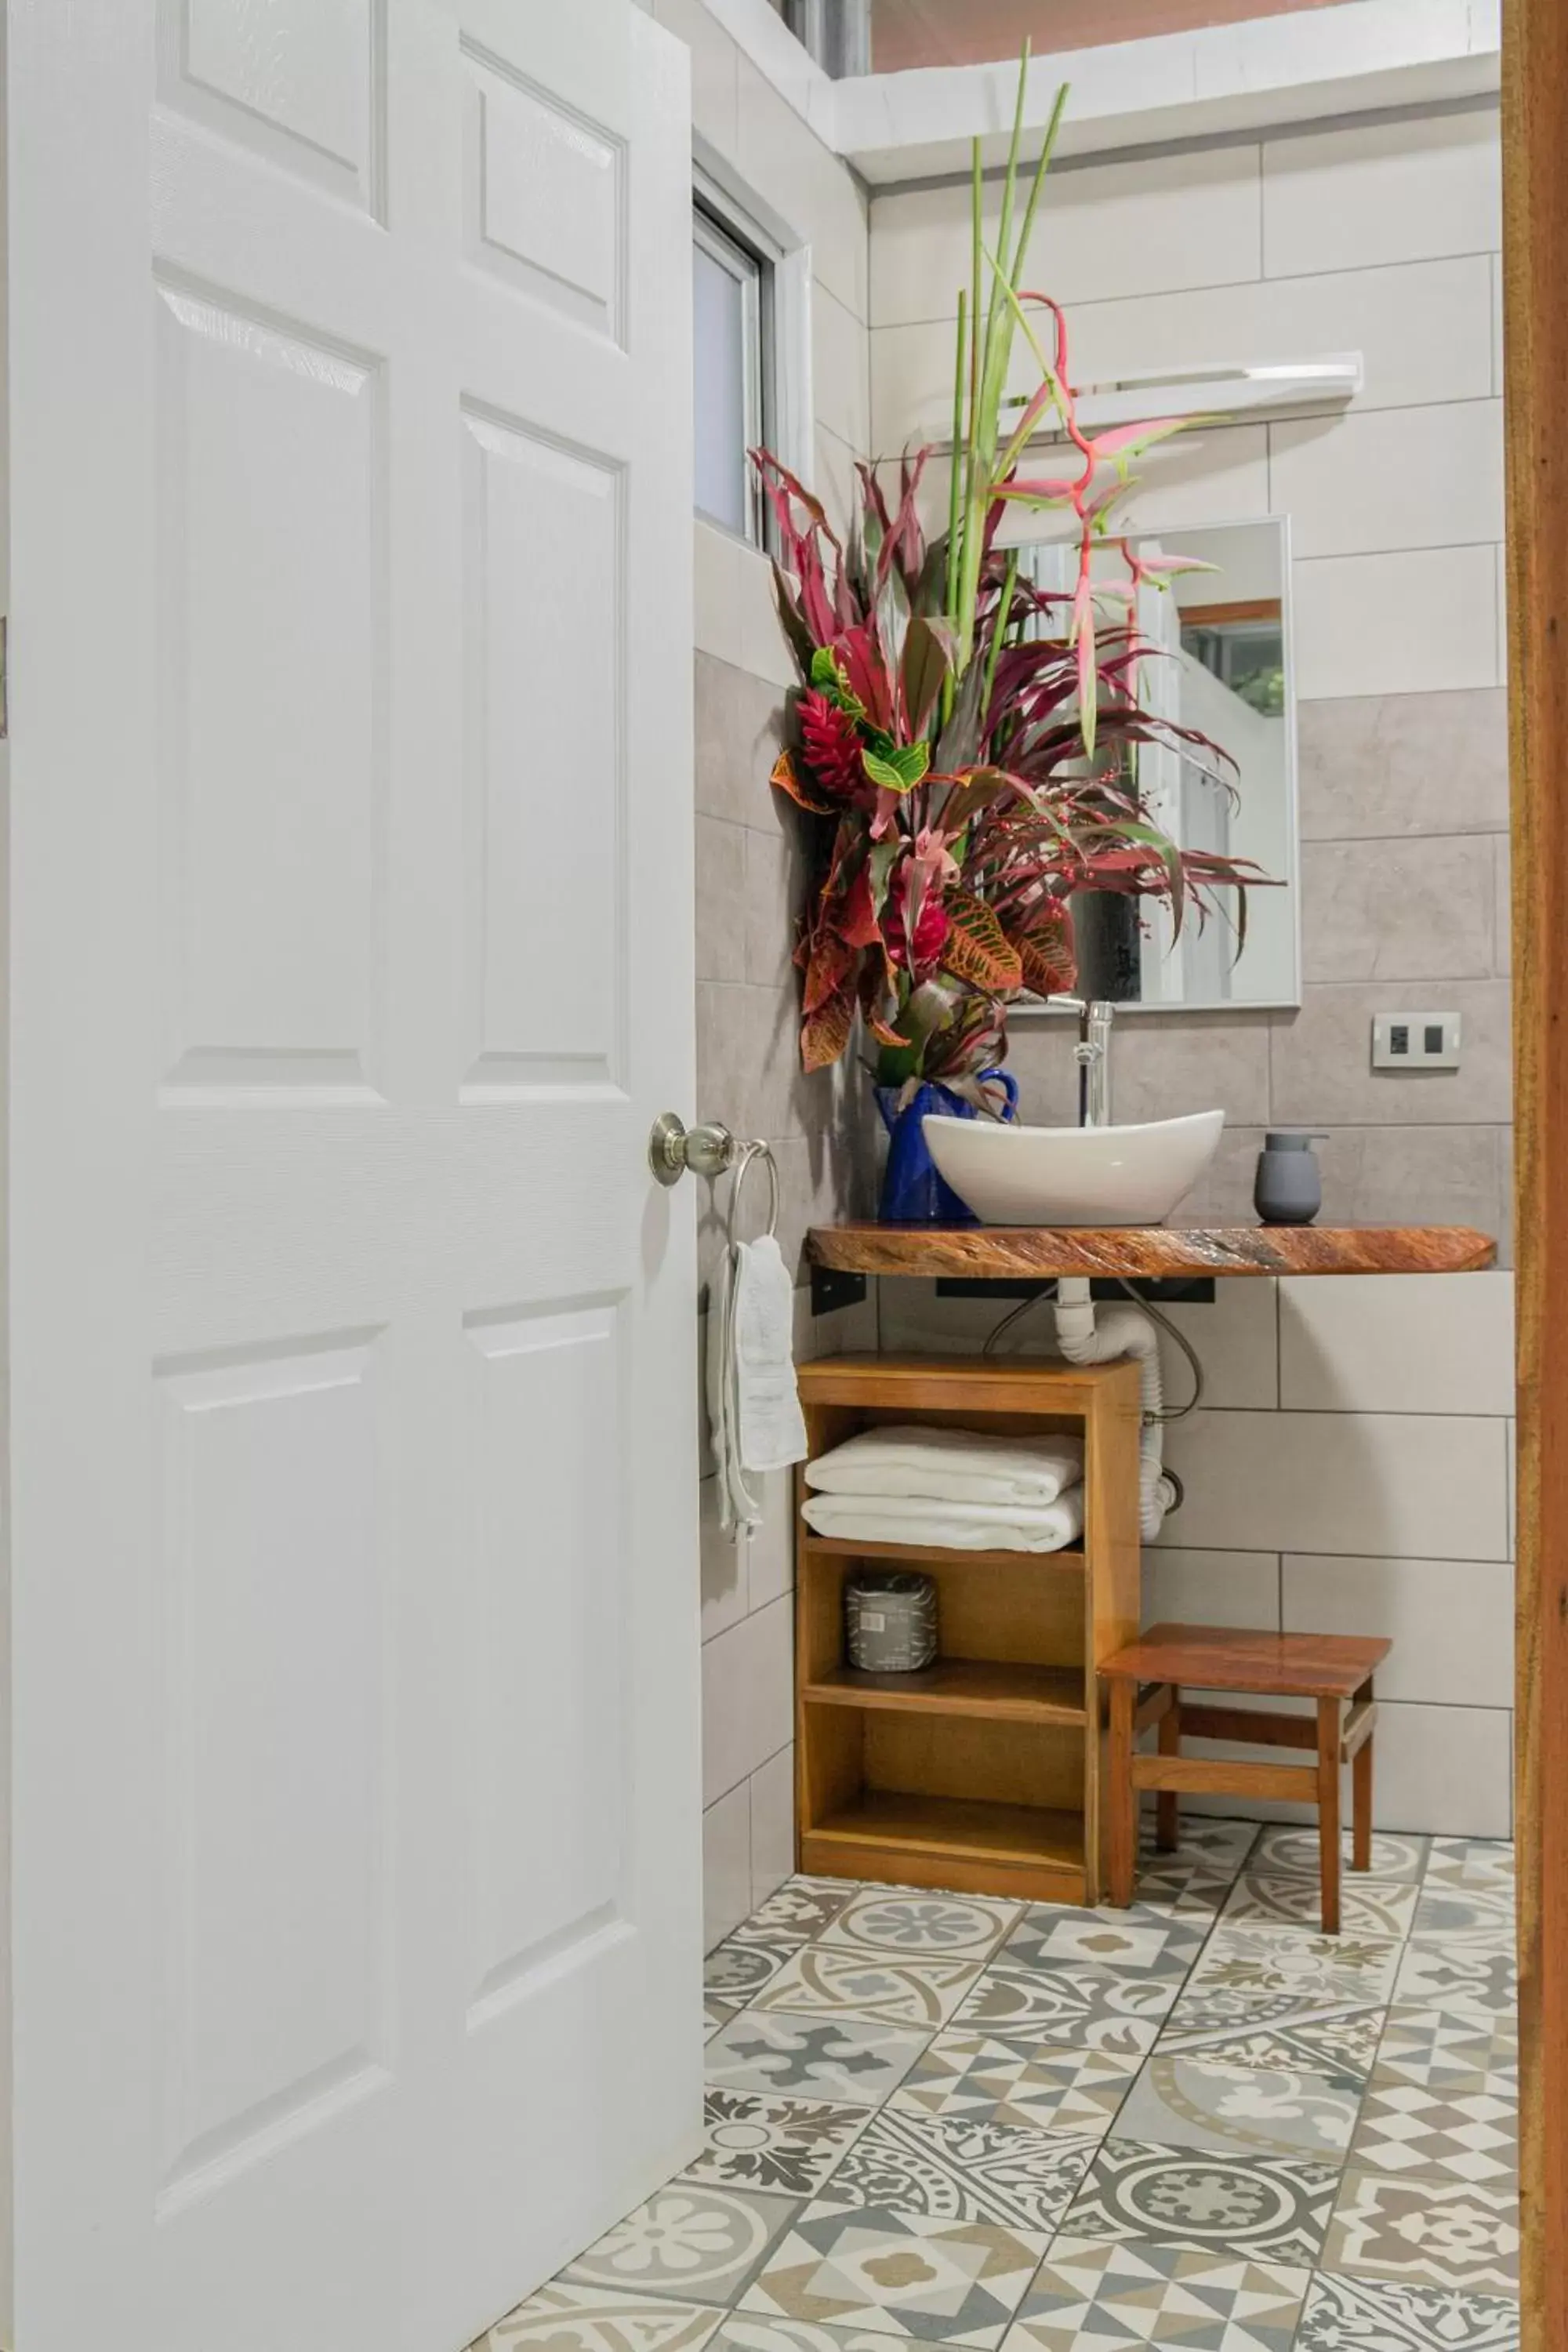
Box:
(1254, 1131), (1327, 1225)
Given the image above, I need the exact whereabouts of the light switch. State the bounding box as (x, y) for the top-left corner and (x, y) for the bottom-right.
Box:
(1371, 1011), (1461, 1070)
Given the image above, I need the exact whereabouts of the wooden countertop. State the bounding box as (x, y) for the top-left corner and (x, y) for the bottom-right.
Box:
(807, 1222), (1497, 1279)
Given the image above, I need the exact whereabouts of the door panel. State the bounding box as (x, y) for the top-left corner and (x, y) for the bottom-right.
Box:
(8, 2), (699, 2346)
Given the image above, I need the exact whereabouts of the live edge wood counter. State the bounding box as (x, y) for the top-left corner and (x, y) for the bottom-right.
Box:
(808, 1224), (1496, 1279)
(795, 1354), (1142, 1908)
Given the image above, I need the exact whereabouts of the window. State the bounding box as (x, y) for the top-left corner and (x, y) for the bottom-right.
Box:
(692, 201), (770, 546)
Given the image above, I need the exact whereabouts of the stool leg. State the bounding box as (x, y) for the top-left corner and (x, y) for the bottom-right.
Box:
(1156, 1686), (1181, 1853)
(1108, 1679), (1136, 1907)
(1352, 1675), (1374, 1873)
(1316, 1696), (1341, 1934)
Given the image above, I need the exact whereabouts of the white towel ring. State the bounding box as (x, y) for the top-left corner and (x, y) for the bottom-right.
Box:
(726, 1138), (780, 1247)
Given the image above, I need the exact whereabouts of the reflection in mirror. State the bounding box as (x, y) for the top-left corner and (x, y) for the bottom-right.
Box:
(1014, 516), (1299, 1013)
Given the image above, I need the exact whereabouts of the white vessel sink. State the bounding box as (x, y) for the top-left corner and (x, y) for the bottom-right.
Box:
(922, 1109), (1225, 1227)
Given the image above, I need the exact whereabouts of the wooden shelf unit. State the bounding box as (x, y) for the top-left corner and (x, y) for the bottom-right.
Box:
(795, 1353), (1142, 1907)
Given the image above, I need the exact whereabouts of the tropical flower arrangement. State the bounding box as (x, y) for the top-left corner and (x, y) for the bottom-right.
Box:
(759, 67), (1265, 1113)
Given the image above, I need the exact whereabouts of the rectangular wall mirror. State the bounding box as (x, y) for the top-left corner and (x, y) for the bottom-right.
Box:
(1012, 514), (1301, 1014)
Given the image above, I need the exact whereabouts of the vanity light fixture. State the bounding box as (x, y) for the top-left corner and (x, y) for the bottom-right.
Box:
(927, 354), (1363, 448)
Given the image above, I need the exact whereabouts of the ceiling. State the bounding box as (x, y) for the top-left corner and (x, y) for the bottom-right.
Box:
(869, 0), (1350, 72)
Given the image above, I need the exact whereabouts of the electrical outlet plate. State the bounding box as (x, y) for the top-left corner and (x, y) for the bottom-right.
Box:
(1371, 1011), (1462, 1071)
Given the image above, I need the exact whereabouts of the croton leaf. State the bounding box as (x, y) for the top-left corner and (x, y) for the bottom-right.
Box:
(803, 929), (853, 1015)
(769, 747), (837, 816)
(801, 984), (855, 1072)
(1011, 906), (1076, 998)
(837, 862), (885, 951)
(941, 891), (1024, 993)
(862, 740), (931, 794)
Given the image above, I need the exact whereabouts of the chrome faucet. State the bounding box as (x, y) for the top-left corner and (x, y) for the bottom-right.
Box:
(1055, 996), (1116, 1127)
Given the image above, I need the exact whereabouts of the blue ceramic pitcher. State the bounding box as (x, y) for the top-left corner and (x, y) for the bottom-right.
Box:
(873, 1069), (1018, 1224)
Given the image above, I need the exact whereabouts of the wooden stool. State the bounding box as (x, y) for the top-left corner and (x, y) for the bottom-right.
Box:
(1100, 1623), (1391, 1933)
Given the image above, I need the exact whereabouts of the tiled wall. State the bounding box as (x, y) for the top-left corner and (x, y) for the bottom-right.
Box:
(868, 105), (1511, 1247)
(647, 0), (879, 1946)
(880, 1271), (1515, 1839)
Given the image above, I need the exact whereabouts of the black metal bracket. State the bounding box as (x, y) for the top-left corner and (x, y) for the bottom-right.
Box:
(811, 1264), (869, 1316)
(935, 1275), (1216, 1305)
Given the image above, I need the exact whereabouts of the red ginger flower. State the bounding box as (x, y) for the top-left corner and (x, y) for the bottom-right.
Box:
(798, 689), (865, 800)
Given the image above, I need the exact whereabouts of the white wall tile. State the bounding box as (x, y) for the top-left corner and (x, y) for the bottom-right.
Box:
(734, 535), (800, 689)
(703, 1780), (753, 1952)
(1158, 1408), (1510, 1560)
(653, 0), (740, 154)
(1271, 400), (1503, 559)
(870, 143), (1263, 328)
(1278, 1272), (1514, 1416)
(1112, 423), (1272, 531)
(695, 518), (746, 671)
(748, 1467), (797, 1609)
(1144, 1547), (1280, 1630)
(1369, 1700), (1512, 1838)
(750, 1744), (797, 1907)
(701, 1592), (795, 1806)
(735, 53), (867, 321)
(814, 281), (869, 454)
(1293, 544), (1501, 701)
(1283, 1553), (1513, 1708)
(1262, 110), (1502, 279)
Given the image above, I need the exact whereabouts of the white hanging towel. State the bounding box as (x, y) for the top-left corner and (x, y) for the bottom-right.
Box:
(708, 1232), (807, 1534)
(804, 1423), (1083, 1509)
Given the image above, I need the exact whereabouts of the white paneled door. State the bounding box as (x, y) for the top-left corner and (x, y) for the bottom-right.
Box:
(8, 3), (699, 2347)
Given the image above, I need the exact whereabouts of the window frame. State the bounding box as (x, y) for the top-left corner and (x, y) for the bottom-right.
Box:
(691, 157), (815, 554)
(692, 195), (771, 547)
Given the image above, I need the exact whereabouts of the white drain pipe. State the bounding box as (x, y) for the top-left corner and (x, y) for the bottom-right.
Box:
(1053, 1278), (1178, 1539)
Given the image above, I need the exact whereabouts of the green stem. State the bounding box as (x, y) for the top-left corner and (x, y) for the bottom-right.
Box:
(978, 549), (1018, 753)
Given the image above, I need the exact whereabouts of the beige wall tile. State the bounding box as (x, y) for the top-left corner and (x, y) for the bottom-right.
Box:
(1494, 835), (1512, 978)
(1369, 1700), (1512, 1838)
(1283, 1553), (1513, 1708)
(702, 1592), (794, 1808)
(1158, 1407), (1509, 1560)
(1171, 1126), (1266, 1227)
(700, 1472), (750, 1642)
(1009, 1009), (1272, 1129)
(1270, 979), (1512, 1127)
(1299, 837), (1495, 985)
(1293, 545), (1501, 702)
(1262, 111), (1501, 279)
(695, 650), (786, 828)
(1270, 400), (1503, 559)
(696, 815), (750, 983)
(735, 53), (867, 321)
(1113, 423), (1272, 532)
(703, 1780), (753, 1952)
(1312, 1124), (1505, 1241)
(813, 280), (869, 452)
(870, 143), (1262, 328)
(652, 0), (740, 154)
(1279, 1271), (1513, 1417)
(815, 423), (860, 538)
(1144, 1548), (1280, 1630)
(744, 821), (804, 991)
(750, 1745), (797, 1907)
(1297, 690), (1508, 840)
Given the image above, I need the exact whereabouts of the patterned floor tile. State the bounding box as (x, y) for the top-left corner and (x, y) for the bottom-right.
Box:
(1393, 1944), (1517, 2020)
(742, 1882), (859, 1942)
(753, 1949), (983, 2031)
(564, 2184), (804, 2304)
(686, 2090), (873, 2198)
(1374, 2007), (1518, 2092)
(708, 1998), (743, 2042)
(1219, 1870), (1419, 1940)
(1323, 2172), (1519, 2296)
(740, 2202), (1048, 2347)
(1000, 1904), (1207, 1980)
(705, 2012), (931, 2106)
(1140, 1819), (1260, 1875)
(890, 2034), (1138, 2135)
(956, 1963), (1176, 2056)
(707, 1934), (808, 2001)
(473, 2280), (728, 2352)
(1250, 1827), (1430, 1886)
(813, 2105), (1100, 2233)
(1348, 2074), (1518, 2187)
(1007, 2234), (1312, 2352)
(1424, 1840), (1515, 1897)
(1407, 1884), (1516, 1945)
(1155, 2006), (1386, 2086)
(1294, 2270), (1520, 2352)
(820, 1892), (1022, 1963)
(1183, 1925), (1404, 2013)
(1112, 2054), (1358, 2161)
(1134, 1859), (1243, 1918)
(1062, 2139), (1340, 2266)
(710, 2321), (974, 2352)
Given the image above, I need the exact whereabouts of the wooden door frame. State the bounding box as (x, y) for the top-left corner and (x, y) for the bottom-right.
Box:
(1506, 2), (1567, 2340)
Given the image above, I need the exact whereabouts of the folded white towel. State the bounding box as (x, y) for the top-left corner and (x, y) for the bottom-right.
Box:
(800, 1487), (1085, 1555)
(708, 1233), (807, 1534)
(805, 1424), (1084, 1509)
